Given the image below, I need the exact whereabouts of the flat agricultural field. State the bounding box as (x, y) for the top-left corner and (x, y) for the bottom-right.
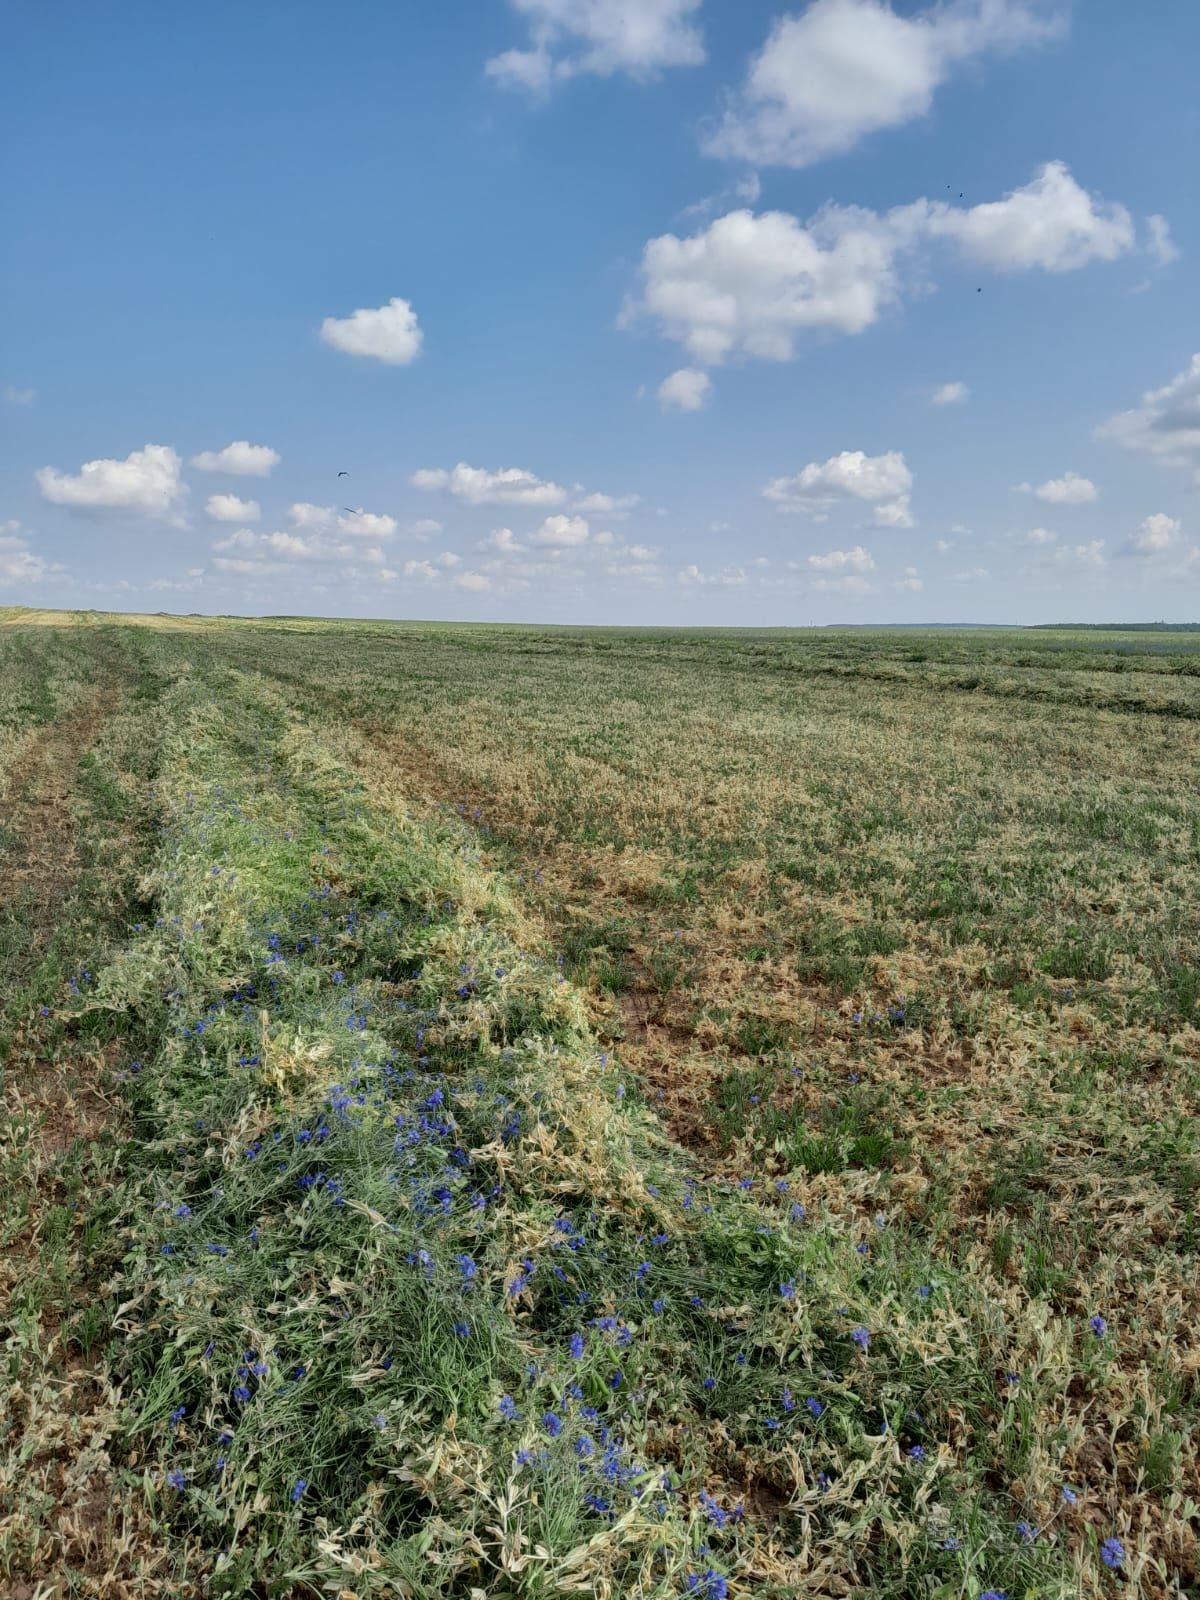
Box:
(1, 614), (1197, 1599)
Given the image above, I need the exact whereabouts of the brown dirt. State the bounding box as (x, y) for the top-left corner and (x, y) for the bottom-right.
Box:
(0, 658), (181, 1596)
(1, 678), (120, 1154)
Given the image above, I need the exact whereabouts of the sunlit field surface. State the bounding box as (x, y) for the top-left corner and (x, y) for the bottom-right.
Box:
(1, 612), (1197, 1600)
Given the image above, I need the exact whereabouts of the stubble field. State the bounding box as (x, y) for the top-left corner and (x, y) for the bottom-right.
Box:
(1, 611), (1197, 1600)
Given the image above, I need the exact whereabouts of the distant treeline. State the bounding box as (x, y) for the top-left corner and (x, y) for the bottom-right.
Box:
(1032, 622), (1200, 632)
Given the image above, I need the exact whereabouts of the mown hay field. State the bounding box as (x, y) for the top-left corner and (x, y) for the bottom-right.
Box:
(1, 612), (1197, 1600)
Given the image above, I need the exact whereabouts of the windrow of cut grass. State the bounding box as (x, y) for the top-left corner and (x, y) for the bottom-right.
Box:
(73, 657), (1124, 1600)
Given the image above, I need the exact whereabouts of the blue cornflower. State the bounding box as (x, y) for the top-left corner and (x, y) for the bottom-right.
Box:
(941, 1537), (962, 1550)
(1090, 1314), (1108, 1338)
(980, 1592), (1007, 1600)
(609, 1369), (622, 1390)
(515, 1449), (535, 1466)
(851, 1326), (870, 1350)
(167, 1469), (187, 1491)
(543, 1411), (563, 1438)
(1061, 1486), (1078, 1505)
(908, 1445), (926, 1461)
(232, 1385), (251, 1403)
(684, 1571), (728, 1599)
(703, 1376), (716, 1390)
(1100, 1538), (1124, 1570)
(1015, 1520), (1038, 1542)
(453, 1321), (471, 1337)
(457, 1255), (477, 1282)
(805, 1397), (824, 1418)
(498, 1394), (520, 1420)
(291, 1479), (308, 1503)
(169, 1405), (186, 1427)
(779, 1279), (796, 1300)
(569, 1332), (585, 1360)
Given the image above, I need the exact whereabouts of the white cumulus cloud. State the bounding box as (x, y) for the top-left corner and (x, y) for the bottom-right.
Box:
(206, 493), (261, 523)
(658, 367), (712, 411)
(481, 527), (526, 554)
(1097, 354), (1200, 486)
(261, 531), (323, 560)
(808, 544), (875, 572)
(212, 528), (260, 553)
(1058, 539), (1106, 568)
(212, 555), (270, 576)
(915, 161), (1134, 272)
(37, 443), (184, 518)
(572, 491), (640, 515)
(529, 513), (590, 547)
(3, 386), (35, 406)
(0, 521), (59, 584)
(1021, 470), (1098, 503)
(487, 0), (704, 92)
(411, 462), (567, 507)
(337, 508), (397, 538)
(932, 380), (969, 406)
(319, 297), (423, 365)
(765, 449), (912, 527)
(1145, 214), (1179, 266)
(625, 164), (1136, 367)
(1130, 512), (1181, 554)
(626, 205), (906, 363)
(677, 563), (747, 586)
(191, 441), (279, 477)
(705, 0), (1066, 168)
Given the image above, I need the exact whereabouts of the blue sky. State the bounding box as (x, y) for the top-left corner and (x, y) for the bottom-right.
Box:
(2, 0), (1197, 624)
